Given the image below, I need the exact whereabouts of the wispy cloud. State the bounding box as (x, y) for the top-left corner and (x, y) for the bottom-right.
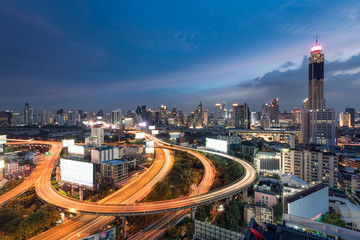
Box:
(0, 4), (63, 37)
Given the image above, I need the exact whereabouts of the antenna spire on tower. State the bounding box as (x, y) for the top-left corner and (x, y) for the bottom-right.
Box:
(316, 36), (318, 45)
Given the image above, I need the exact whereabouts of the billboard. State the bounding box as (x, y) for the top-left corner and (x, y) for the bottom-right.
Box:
(138, 122), (147, 127)
(145, 148), (155, 154)
(152, 130), (159, 135)
(60, 158), (94, 187)
(206, 138), (228, 153)
(62, 139), (75, 148)
(149, 126), (156, 130)
(68, 145), (85, 155)
(170, 132), (180, 139)
(135, 132), (145, 139)
(0, 135), (6, 144)
(146, 140), (154, 148)
(0, 160), (4, 169)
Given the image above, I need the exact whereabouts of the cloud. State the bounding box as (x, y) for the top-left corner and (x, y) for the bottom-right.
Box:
(0, 4), (63, 37)
(332, 67), (360, 76)
(115, 22), (203, 52)
(280, 61), (295, 69)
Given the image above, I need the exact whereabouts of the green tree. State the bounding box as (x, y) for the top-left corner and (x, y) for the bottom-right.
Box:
(322, 212), (346, 228)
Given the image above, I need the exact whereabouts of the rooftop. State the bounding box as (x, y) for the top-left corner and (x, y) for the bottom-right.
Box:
(100, 159), (128, 165)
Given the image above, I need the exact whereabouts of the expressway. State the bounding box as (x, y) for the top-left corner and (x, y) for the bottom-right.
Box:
(2, 137), (257, 217)
(32, 147), (174, 240)
(0, 141), (62, 206)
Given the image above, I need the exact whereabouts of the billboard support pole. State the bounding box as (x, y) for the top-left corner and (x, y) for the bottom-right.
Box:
(79, 186), (83, 201)
(121, 216), (127, 239)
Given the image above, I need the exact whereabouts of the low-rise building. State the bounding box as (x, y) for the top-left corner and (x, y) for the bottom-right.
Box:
(254, 151), (281, 175)
(244, 203), (274, 224)
(100, 159), (129, 185)
(125, 145), (144, 155)
(91, 146), (124, 164)
(284, 183), (328, 220)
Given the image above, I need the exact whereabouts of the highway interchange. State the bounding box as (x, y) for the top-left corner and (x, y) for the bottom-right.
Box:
(1, 134), (258, 239)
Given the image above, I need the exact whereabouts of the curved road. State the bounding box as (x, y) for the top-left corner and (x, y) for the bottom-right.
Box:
(32, 147), (174, 240)
(0, 141), (62, 206)
(2, 138), (257, 217)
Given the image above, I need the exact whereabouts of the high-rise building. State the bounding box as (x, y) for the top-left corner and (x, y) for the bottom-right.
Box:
(195, 102), (203, 128)
(261, 99), (279, 124)
(112, 109), (122, 129)
(215, 103), (222, 125)
(340, 112), (351, 127)
(301, 40), (336, 146)
(24, 103), (33, 126)
(282, 149), (338, 187)
(308, 39), (325, 110)
(239, 103), (250, 129)
(203, 109), (208, 127)
(309, 109), (336, 146)
(41, 110), (50, 126)
(345, 108), (355, 127)
(233, 103), (250, 129)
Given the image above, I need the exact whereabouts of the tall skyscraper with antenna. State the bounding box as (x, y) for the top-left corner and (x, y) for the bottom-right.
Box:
(308, 37), (325, 110)
(301, 38), (336, 146)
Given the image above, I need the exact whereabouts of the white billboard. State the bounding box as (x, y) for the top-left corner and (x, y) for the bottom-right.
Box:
(152, 130), (159, 135)
(62, 139), (75, 148)
(138, 122), (147, 127)
(68, 145), (85, 155)
(206, 138), (228, 153)
(149, 126), (156, 130)
(60, 158), (94, 187)
(145, 148), (154, 154)
(146, 140), (154, 148)
(0, 160), (4, 169)
(135, 132), (145, 139)
(0, 135), (6, 145)
(170, 132), (180, 139)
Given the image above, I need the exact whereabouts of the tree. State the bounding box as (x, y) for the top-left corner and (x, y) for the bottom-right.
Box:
(273, 203), (283, 223)
(322, 212), (346, 228)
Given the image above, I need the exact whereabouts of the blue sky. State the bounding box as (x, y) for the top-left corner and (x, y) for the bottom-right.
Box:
(1, 0), (360, 113)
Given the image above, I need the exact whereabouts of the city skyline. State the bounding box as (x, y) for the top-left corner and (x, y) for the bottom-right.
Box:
(1, 1), (360, 113)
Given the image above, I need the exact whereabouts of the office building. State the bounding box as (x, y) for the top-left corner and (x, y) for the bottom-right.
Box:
(345, 107), (355, 127)
(301, 40), (336, 145)
(340, 112), (351, 127)
(85, 127), (104, 147)
(24, 103), (33, 126)
(203, 109), (208, 126)
(281, 149), (338, 187)
(112, 109), (122, 129)
(308, 39), (325, 110)
(195, 102), (203, 128)
(262, 99), (279, 124)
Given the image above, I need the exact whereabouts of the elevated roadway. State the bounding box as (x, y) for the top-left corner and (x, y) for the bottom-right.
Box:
(0, 141), (62, 206)
(5, 137), (256, 217)
(32, 148), (174, 240)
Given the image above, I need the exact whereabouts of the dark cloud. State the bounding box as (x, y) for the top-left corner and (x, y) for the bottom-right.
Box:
(280, 61), (295, 68)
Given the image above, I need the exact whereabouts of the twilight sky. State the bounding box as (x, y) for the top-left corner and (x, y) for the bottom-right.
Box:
(1, 0), (360, 114)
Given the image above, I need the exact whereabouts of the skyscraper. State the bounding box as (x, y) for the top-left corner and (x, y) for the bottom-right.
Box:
(203, 109), (208, 126)
(195, 102), (203, 128)
(345, 108), (355, 127)
(24, 103), (33, 126)
(308, 39), (325, 110)
(301, 39), (336, 146)
(112, 109), (122, 129)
